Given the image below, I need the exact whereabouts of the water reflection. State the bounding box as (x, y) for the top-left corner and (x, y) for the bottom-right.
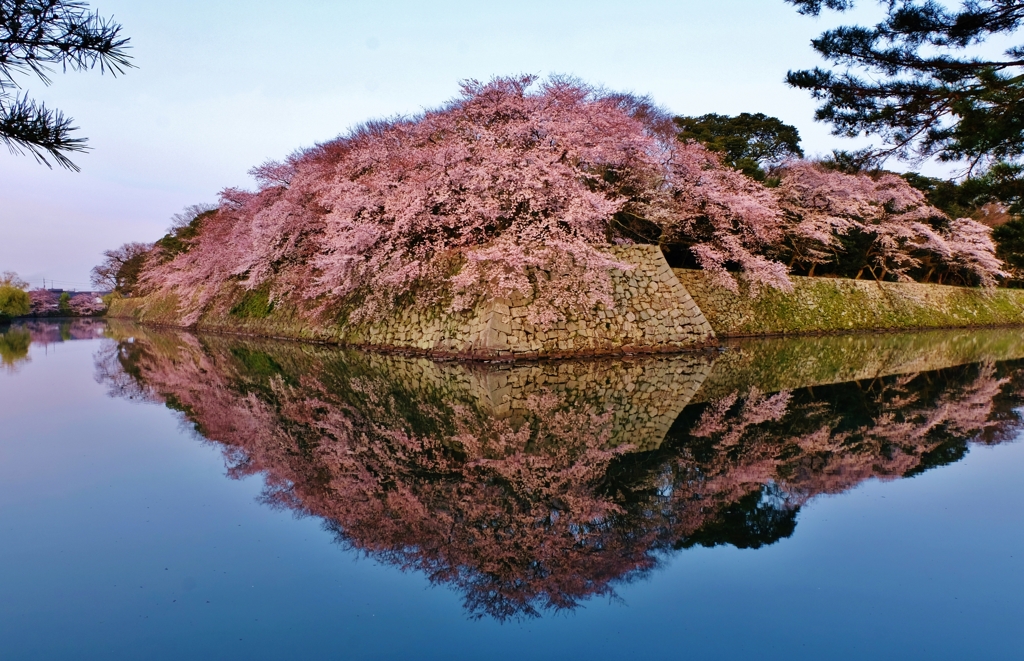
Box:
(1, 319), (106, 371)
(76, 323), (1024, 619)
(0, 325), (30, 371)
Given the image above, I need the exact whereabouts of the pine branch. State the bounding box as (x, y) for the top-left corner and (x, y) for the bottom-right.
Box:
(787, 1), (1024, 168)
(0, 0), (132, 168)
(0, 94), (86, 169)
(0, 0), (133, 86)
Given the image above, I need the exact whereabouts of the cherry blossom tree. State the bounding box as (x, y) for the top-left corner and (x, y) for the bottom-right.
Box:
(111, 78), (1011, 329)
(138, 76), (792, 326)
(68, 292), (106, 315)
(775, 161), (1006, 284)
(90, 241), (152, 294)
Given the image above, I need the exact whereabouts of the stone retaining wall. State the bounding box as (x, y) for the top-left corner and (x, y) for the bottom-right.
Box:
(110, 245), (716, 359)
(675, 269), (1024, 337)
(344, 245), (714, 358)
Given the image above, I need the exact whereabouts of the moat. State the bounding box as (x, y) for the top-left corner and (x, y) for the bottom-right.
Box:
(2, 319), (1023, 659)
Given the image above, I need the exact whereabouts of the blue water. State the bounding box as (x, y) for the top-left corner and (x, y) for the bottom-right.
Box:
(1, 322), (1022, 660)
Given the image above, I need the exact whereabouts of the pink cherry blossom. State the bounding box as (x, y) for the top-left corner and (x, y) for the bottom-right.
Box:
(140, 76), (792, 325)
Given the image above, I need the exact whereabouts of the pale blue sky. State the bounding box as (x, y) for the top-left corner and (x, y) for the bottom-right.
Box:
(1, 0), (889, 288)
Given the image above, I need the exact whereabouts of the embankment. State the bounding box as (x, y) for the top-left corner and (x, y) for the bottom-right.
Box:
(108, 247), (1024, 357)
(108, 245), (715, 359)
(675, 269), (1024, 337)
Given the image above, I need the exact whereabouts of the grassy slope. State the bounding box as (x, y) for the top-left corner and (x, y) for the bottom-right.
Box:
(675, 269), (1024, 337)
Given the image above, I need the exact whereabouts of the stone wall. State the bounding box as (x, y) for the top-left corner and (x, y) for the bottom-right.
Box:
(343, 245), (714, 358)
(110, 245), (716, 359)
(675, 269), (1024, 337)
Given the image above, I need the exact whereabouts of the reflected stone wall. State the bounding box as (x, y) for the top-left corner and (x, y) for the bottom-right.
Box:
(696, 328), (1024, 403)
(101, 321), (1024, 453)
(357, 352), (714, 452)
(100, 320), (718, 454)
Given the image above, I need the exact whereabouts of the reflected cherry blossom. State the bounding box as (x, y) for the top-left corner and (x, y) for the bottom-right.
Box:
(94, 328), (1024, 619)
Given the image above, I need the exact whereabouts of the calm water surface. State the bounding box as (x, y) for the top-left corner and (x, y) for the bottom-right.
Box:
(1, 319), (1023, 660)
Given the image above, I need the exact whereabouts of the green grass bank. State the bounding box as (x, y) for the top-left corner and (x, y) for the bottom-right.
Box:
(674, 269), (1024, 337)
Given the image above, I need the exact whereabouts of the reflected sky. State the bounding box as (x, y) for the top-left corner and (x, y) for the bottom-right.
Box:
(1, 320), (1023, 659)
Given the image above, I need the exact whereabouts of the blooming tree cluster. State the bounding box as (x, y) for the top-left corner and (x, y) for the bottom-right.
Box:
(138, 76), (789, 325)
(90, 241), (152, 295)
(0, 271), (31, 319)
(27, 289), (106, 316)
(775, 161), (1006, 285)
(117, 77), (1009, 329)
